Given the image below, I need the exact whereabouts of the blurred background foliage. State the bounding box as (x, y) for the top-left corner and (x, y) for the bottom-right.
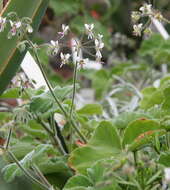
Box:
(1, 0), (170, 189)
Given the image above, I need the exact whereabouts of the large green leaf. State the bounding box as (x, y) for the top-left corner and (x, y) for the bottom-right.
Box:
(69, 121), (121, 174)
(0, 0), (49, 94)
(122, 119), (161, 148)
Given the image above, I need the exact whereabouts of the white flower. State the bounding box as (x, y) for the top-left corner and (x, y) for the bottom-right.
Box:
(10, 20), (22, 36)
(165, 168), (170, 183)
(139, 4), (152, 15)
(50, 40), (59, 55)
(98, 34), (103, 41)
(95, 39), (104, 49)
(76, 56), (89, 68)
(131, 11), (141, 23)
(0, 17), (6, 32)
(26, 25), (33, 33)
(95, 38), (104, 61)
(133, 23), (143, 36)
(58, 24), (69, 37)
(60, 52), (70, 67)
(85, 24), (94, 39)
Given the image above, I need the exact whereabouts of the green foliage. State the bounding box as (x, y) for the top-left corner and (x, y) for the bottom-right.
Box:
(122, 119), (161, 148)
(69, 121), (121, 174)
(139, 34), (170, 64)
(77, 104), (103, 116)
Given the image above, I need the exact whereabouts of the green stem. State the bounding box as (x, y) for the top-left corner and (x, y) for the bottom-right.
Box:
(133, 151), (138, 167)
(5, 126), (12, 150)
(69, 61), (78, 150)
(26, 38), (87, 143)
(7, 150), (49, 190)
(166, 132), (170, 150)
(32, 164), (56, 190)
(69, 61), (78, 118)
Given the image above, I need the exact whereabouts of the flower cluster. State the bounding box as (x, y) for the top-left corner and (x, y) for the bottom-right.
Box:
(131, 3), (165, 36)
(48, 23), (104, 68)
(0, 13), (33, 39)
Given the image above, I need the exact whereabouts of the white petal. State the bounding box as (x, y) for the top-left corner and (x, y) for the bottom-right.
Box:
(84, 24), (89, 30)
(90, 24), (94, 30)
(60, 52), (64, 59)
(16, 21), (21, 28)
(10, 20), (14, 26)
(50, 40), (56, 46)
(65, 54), (70, 59)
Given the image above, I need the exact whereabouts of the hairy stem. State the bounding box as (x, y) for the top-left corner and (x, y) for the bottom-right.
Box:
(69, 61), (78, 118)
(26, 38), (87, 143)
(7, 150), (49, 190)
(5, 126), (12, 150)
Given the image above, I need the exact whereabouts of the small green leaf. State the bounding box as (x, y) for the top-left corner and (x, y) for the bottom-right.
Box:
(140, 87), (164, 110)
(64, 175), (92, 190)
(158, 152), (170, 167)
(77, 104), (103, 116)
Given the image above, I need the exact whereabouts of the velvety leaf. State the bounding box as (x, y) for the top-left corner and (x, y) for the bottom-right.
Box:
(64, 175), (92, 190)
(77, 104), (103, 116)
(69, 121), (121, 174)
(122, 119), (161, 148)
(128, 129), (165, 151)
(112, 111), (152, 129)
(140, 87), (164, 110)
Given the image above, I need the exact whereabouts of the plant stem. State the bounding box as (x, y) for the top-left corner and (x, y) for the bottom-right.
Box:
(69, 61), (78, 118)
(7, 150), (49, 190)
(166, 132), (170, 150)
(26, 38), (87, 143)
(69, 61), (78, 150)
(32, 164), (55, 190)
(133, 151), (138, 167)
(5, 126), (12, 150)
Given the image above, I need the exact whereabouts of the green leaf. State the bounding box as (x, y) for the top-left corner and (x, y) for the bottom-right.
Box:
(77, 104), (103, 116)
(69, 121), (121, 174)
(64, 159), (121, 190)
(128, 129), (165, 151)
(50, 0), (80, 16)
(64, 175), (92, 190)
(122, 119), (161, 148)
(30, 96), (53, 113)
(92, 69), (112, 100)
(158, 152), (170, 167)
(140, 87), (164, 110)
(2, 144), (53, 182)
(0, 0), (49, 95)
(112, 111), (152, 129)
